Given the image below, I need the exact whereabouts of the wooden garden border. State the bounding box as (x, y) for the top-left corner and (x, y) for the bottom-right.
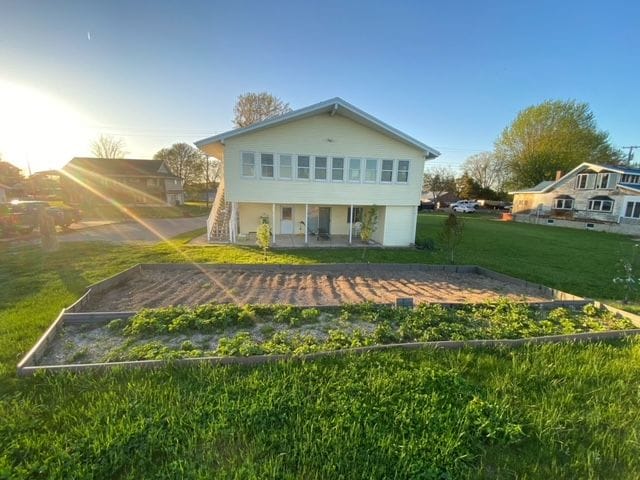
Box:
(17, 263), (640, 376)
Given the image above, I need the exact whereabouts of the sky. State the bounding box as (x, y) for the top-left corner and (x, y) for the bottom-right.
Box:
(0, 0), (639, 174)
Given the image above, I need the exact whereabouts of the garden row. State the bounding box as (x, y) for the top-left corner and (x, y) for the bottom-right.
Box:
(73, 300), (637, 363)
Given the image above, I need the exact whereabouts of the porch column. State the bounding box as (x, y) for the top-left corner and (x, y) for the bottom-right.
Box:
(349, 204), (354, 245)
(305, 204), (309, 244)
(272, 203), (276, 244)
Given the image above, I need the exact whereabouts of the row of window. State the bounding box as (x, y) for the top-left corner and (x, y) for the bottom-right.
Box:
(241, 152), (411, 184)
(621, 174), (640, 184)
(575, 172), (612, 190)
(554, 197), (615, 213)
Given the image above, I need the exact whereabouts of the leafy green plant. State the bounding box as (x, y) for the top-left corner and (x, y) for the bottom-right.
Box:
(440, 213), (464, 264)
(256, 222), (271, 261)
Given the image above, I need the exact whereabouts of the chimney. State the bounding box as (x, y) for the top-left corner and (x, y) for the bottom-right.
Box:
(555, 170), (563, 181)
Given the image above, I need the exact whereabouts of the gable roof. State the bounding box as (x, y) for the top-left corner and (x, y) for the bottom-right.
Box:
(63, 157), (179, 178)
(510, 180), (555, 194)
(510, 162), (639, 194)
(195, 97), (440, 158)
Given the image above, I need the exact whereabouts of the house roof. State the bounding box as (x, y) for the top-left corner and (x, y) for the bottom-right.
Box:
(62, 157), (179, 178)
(195, 97), (440, 158)
(618, 183), (640, 193)
(510, 162), (640, 195)
(510, 180), (555, 194)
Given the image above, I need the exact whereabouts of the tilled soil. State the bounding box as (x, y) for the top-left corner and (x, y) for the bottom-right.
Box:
(81, 265), (552, 311)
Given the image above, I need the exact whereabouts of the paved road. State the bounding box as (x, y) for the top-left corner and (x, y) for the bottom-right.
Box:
(59, 217), (206, 243)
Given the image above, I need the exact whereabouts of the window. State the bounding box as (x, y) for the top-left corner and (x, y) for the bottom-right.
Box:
(241, 152), (255, 177)
(349, 158), (361, 182)
(364, 159), (378, 182)
(576, 174), (591, 189)
(588, 198), (614, 212)
(332, 157), (344, 181)
(314, 156), (327, 180)
(596, 173), (610, 189)
(279, 154), (292, 179)
(347, 207), (364, 223)
(397, 160), (410, 183)
(297, 155), (310, 179)
(554, 197), (574, 209)
(260, 153), (274, 178)
(381, 160), (394, 182)
(625, 201), (640, 218)
(622, 174), (640, 184)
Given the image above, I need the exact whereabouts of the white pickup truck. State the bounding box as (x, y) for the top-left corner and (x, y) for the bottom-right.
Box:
(450, 200), (479, 209)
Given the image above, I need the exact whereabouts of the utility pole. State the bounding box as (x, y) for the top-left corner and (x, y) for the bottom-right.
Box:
(622, 146), (640, 165)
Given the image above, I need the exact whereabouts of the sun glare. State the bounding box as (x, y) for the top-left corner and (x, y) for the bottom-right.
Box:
(0, 79), (92, 173)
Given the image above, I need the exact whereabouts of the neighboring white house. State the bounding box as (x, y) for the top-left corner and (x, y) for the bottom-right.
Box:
(510, 162), (640, 234)
(195, 98), (440, 246)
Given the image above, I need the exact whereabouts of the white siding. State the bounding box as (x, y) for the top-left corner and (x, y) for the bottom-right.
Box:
(223, 114), (425, 206)
(382, 206), (417, 246)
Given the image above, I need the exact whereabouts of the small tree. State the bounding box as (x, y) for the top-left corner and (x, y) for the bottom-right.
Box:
(613, 244), (640, 303)
(256, 222), (271, 261)
(440, 214), (464, 264)
(360, 207), (378, 243)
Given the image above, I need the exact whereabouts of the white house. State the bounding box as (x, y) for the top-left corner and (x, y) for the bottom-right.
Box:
(195, 98), (439, 246)
(510, 162), (640, 234)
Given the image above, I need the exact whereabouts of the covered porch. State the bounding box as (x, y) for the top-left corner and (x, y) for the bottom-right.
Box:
(234, 202), (385, 246)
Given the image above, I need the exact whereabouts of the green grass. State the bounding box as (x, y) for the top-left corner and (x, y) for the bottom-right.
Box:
(79, 201), (209, 220)
(1, 215), (640, 478)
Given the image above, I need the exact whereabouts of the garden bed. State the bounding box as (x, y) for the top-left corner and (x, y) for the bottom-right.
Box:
(34, 301), (640, 368)
(72, 263), (566, 312)
(23, 263), (640, 375)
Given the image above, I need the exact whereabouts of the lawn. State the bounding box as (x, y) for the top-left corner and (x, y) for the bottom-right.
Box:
(1, 214), (639, 478)
(78, 201), (210, 220)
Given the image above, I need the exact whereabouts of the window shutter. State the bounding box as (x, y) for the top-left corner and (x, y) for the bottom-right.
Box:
(587, 174), (597, 189)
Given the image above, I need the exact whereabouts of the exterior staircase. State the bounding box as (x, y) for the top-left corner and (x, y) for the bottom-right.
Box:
(206, 183), (231, 242)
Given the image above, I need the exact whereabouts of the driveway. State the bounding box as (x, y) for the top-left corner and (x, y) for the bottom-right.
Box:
(59, 217), (206, 243)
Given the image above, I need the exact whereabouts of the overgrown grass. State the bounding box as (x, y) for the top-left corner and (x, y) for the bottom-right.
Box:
(1, 215), (640, 478)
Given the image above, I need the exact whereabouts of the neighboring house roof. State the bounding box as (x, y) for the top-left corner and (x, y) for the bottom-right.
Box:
(63, 157), (180, 179)
(510, 181), (555, 194)
(195, 97), (440, 159)
(510, 162), (640, 195)
(618, 183), (640, 193)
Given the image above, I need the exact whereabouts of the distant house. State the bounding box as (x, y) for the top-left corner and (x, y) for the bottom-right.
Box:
(61, 157), (184, 206)
(29, 170), (63, 200)
(510, 162), (640, 234)
(195, 97), (440, 245)
(0, 183), (10, 202)
(421, 191), (458, 208)
(0, 161), (24, 197)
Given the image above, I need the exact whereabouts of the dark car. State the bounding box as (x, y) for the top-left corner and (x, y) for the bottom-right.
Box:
(8, 201), (81, 231)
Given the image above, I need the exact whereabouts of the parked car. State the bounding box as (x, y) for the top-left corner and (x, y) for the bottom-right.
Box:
(452, 204), (477, 213)
(8, 200), (81, 231)
(450, 200), (479, 209)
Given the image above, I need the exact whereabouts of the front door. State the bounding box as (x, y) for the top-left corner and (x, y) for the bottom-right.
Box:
(280, 206), (293, 234)
(318, 207), (331, 236)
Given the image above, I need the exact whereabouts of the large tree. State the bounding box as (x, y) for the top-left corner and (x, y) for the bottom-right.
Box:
(91, 134), (127, 159)
(154, 143), (206, 186)
(495, 100), (622, 189)
(461, 151), (508, 192)
(233, 92), (291, 128)
(423, 166), (457, 203)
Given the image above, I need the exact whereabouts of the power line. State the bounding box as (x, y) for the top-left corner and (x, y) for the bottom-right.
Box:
(623, 146), (640, 165)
